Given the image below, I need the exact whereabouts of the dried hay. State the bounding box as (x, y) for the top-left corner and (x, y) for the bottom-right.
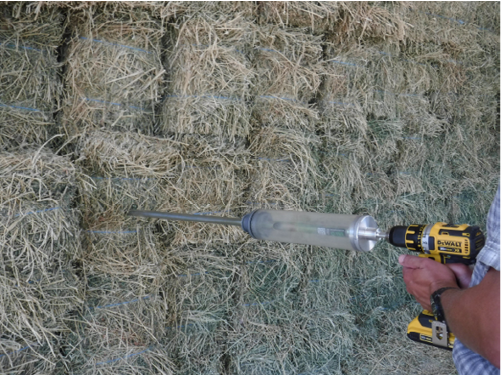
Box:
(257, 2), (339, 34)
(0, 338), (67, 375)
(319, 130), (367, 212)
(249, 25), (322, 135)
(77, 130), (251, 246)
(405, 2), (499, 48)
(0, 4), (63, 149)
(160, 1), (255, 20)
(227, 246), (303, 374)
(359, 120), (403, 198)
(76, 129), (182, 178)
(155, 133), (251, 246)
(76, 129), (180, 236)
(67, 272), (173, 374)
(162, 248), (238, 374)
(0, 2), (498, 374)
(251, 25), (322, 101)
(291, 247), (356, 373)
(326, 2), (408, 46)
(82, 229), (167, 279)
(161, 14), (255, 138)
(227, 244), (356, 374)
(62, 4), (164, 136)
(321, 43), (463, 136)
(246, 126), (320, 211)
(317, 61), (367, 134)
(0, 148), (82, 373)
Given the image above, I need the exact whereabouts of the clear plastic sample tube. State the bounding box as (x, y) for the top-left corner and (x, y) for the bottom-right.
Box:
(242, 209), (379, 252)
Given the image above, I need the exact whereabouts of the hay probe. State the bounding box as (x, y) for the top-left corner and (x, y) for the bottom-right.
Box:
(129, 209), (485, 350)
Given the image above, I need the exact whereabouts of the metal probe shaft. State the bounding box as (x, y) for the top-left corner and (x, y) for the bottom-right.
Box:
(128, 210), (242, 227)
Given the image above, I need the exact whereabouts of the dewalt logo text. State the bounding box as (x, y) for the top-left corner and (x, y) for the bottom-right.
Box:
(437, 240), (462, 247)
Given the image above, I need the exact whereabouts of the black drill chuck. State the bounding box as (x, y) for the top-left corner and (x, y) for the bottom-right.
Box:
(388, 226), (409, 248)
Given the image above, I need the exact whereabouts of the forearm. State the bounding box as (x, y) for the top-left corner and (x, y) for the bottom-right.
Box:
(441, 268), (500, 368)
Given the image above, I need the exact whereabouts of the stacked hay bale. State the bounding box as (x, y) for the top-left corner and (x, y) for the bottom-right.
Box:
(318, 3), (498, 374)
(77, 130), (251, 246)
(246, 126), (320, 211)
(162, 247), (239, 374)
(285, 247), (356, 373)
(161, 7), (255, 138)
(226, 243), (304, 373)
(0, 3), (63, 149)
(62, 3), (165, 138)
(0, 148), (82, 373)
(0, 2), (498, 374)
(247, 23), (324, 211)
(308, 3), (497, 374)
(65, 259), (175, 374)
(160, 133), (251, 246)
(74, 128), (250, 372)
(257, 1), (339, 32)
(71, 129), (174, 373)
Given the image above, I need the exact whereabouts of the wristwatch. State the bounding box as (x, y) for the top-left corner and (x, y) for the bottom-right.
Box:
(430, 287), (457, 324)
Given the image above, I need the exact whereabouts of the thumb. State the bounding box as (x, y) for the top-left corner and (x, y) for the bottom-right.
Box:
(398, 254), (425, 268)
(446, 263), (473, 289)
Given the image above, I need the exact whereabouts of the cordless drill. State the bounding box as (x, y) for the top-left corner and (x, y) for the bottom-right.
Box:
(387, 222), (485, 349)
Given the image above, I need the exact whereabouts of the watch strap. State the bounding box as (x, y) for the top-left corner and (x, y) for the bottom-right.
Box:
(430, 287), (457, 324)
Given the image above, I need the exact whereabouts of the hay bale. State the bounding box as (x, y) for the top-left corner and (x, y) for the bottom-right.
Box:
(251, 25), (322, 132)
(161, 14), (255, 138)
(67, 272), (174, 375)
(404, 2), (499, 47)
(317, 61), (367, 134)
(0, 148), (82, 373)
(358, 120), (402, 200)
(76, 130), (182, 178)
(257, 2), (339, 33)
(246, 126), (320, 211)
(62, 3), (164, 137)
(320, 43), (459, 137)
(227, 245), (303, 374)
(82, 228), (167, 277)
(290, 247), (356, 373)
(326, 2), (408, 46)
(156, 133), (250, 246)
(77, 130), (251, 246)
(227, 244), (356, 373)
(0, 3), (63, 149)
(319, 130), (367, 213)
(76, 129), (180, 238)
(162, 248), (238, 374)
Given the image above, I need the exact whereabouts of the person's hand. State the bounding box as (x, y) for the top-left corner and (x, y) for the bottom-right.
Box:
(446, 263), (473, 289)
(398, 254), (459, 311)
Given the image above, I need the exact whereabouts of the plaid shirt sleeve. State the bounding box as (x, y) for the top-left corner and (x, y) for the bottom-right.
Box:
(452, 186), (500, 375)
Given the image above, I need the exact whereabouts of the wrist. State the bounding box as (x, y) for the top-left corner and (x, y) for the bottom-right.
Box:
(430, 287), (460, 325)
(429, 281), (459, 298)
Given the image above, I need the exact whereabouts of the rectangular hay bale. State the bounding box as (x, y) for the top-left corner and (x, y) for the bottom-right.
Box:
(62, 4), (165, 136)
(161, 14), (255, 138)
(0, 148), (82, 373)
(0, 4), (63, 149)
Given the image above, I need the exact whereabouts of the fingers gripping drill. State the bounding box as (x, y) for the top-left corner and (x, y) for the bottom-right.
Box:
(129, 209), (485, 349)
